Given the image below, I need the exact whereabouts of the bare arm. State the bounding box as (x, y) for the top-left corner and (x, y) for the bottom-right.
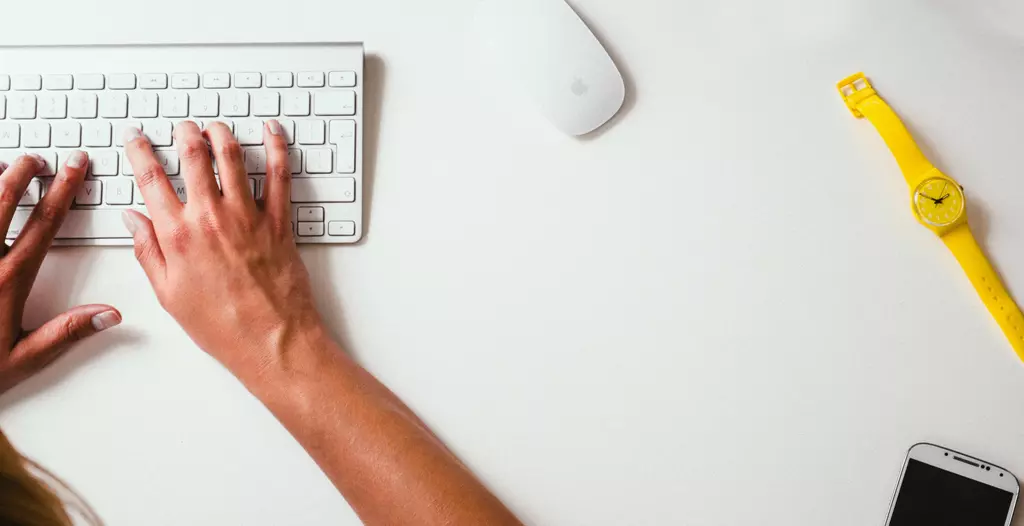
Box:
(120, 122), (521, 525)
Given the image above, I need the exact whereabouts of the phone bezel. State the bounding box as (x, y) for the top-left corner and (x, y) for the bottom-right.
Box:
(884, 442), (1020, 526)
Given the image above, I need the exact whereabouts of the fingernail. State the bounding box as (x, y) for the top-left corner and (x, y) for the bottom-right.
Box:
(266, 120), (282, 135)
(121, 210), (137, 235)
(67, 151), (88, 169)
(91, 311), (121, 331)
(27, 153), (45, 168)
(122, 127), (142, 144)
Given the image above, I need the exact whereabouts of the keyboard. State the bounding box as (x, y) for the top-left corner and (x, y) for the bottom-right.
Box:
(0, 43), (364, 245)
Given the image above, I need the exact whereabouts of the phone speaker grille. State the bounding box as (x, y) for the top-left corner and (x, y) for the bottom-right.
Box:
(953, 455), (980, 468)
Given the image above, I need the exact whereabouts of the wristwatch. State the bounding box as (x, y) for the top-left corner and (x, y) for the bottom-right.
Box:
(837, 72), (1024, 363)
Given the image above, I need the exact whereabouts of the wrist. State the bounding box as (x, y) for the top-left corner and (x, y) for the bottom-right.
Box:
(232, 320), (350, 407)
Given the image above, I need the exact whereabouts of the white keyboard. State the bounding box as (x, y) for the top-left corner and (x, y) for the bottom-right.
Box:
(0, 43), (364, 245)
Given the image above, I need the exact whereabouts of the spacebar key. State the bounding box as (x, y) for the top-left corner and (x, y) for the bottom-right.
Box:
(6, 209), (134, 240)
(291, 177), (356, 203)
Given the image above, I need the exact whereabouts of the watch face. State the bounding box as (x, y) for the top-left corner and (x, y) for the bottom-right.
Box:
(913, 178), (965, 227)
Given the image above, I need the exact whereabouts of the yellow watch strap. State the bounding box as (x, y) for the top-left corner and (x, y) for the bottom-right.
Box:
(837, 73), (935, 187)
(943, 225), (1024, 362)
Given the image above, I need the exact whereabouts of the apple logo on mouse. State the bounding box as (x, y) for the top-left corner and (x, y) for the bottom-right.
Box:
(570, 77), (589, 97)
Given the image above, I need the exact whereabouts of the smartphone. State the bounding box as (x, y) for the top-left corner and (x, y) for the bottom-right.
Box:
(885, 443), (1019, 525)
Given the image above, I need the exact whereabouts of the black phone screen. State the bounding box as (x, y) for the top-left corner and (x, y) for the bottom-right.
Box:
(889, 459), (1013, 526)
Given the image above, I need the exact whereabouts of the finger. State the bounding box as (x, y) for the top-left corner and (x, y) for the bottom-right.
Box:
(122, 209), (167, 286)
(263, 120), (292, 228)
(8, 152), (88, 264)
(10, 305), (120, 375)
(124, 127), (181, 221)
(174, 121), (220, 205)
(203, 122), (250, 204)
(0, 155), (43, 236)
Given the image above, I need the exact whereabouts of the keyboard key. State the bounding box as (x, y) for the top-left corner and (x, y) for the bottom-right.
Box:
(155, 150), (180, 175)
(171, 73), (200, 89)
(88, 150), (118, 176)
(278, 119), (296, 144)
(82, 122), (112, 147)
(108, 74), (137, 90)
(145, 120), (174, 147)
(74, 180), (102, 205)
(38, 93), (67, 119)
(267, 72), (293, 88)
(328, 71), (357, 87)
(160, 92), (189, 118)
(69, 93), (98, 119)
(42, 74), (73, 90)
(297, 72), (325, 88)
(287, 149), (302, 173)
(9, 93), (36, 119)
(236, 119), (264, 145)
(139, 73), (168, 89)
(244, 148), (267, 174)
(252, 92), (280, 117)
(12, 75), (41, 91)
(329, 120), (356, 174)
(282, 92), (310, 116)
(234, 72), (261, 88)
(22, 123), (50, 147)
(297, 120), (325, 145)
(114, 120), (143, 147)
(52, 122), (81, 147)
(129, 92), (158, 118)
(19, 179), (41, 206)
(7, 209), (132, 240)
(105, 179), (133, 204)
(169, 178), (187, 202)
(297, 222), (324, 236)
(304, 148), (332, 173)
(221, 92), (249, 117)
(0, 123), (19, 147)
(291, 177), (355, 203)
(0, 75), (10, 91)
(99, 92), (128, 118)
(203, 72), (230, 89)
(192, 92), (219, 117)
(75, 74), (105, 90)
(314, 91), (356, 116)
(297, 206), (324, 221)
(328, 221), (356, 236)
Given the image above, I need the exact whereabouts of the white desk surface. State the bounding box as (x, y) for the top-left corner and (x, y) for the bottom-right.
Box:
(3, 0), (1024, 524)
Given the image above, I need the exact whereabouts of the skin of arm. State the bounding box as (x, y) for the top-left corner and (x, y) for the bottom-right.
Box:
(120, 121), (522, 526)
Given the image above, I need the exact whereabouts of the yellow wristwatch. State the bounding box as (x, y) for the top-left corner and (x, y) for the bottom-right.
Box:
(837, 72), (1024, 363)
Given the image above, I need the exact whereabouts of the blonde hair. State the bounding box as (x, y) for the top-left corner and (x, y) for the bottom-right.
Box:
(0, 429), (101, 526)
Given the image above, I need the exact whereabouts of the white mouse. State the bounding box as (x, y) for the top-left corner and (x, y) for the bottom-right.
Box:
(474, 0), (627, 136)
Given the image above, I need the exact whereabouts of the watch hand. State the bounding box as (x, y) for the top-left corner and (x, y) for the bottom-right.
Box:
(919, 193), (938, 202)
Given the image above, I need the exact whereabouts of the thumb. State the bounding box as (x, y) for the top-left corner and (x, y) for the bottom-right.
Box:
(10, 305), (121, 374)
(122, 209), (166, 284)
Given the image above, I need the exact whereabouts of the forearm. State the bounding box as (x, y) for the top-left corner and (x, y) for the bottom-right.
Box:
(241, 331), (522, 526)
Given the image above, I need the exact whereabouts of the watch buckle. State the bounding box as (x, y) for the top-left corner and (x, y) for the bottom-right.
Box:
(837, 72), (876, 118)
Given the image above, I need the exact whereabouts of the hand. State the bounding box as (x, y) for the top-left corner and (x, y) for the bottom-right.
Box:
(0, 153), (121, 395)
(121, 121), (324, 382)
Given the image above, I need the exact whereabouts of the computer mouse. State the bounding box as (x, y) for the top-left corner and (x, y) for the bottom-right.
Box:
(474, 0), (627, 136)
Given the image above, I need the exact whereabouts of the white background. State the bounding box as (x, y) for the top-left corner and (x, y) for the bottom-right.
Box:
(2, 0), (1024, 524)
